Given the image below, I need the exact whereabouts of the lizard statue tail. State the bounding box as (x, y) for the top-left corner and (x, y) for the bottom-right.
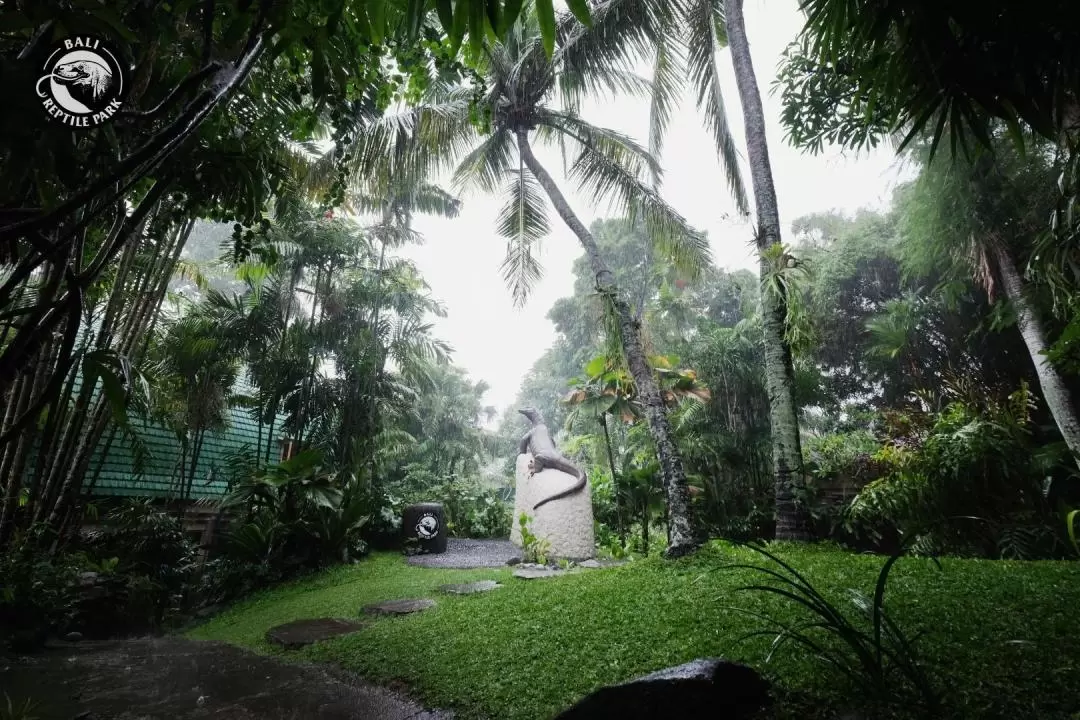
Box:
(533, 469), (587, 511)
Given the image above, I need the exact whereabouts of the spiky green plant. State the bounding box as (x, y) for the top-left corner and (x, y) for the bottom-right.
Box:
(725, 542), (942, 713)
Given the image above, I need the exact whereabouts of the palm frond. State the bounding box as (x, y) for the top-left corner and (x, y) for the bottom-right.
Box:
(683, 0), (749, 215)
(544, 110), (712, 278)
(648, 40), (686, 184)
(496, 169), (550, 307)
(452, 128), (517, 194)
(554, 0), (671, 110)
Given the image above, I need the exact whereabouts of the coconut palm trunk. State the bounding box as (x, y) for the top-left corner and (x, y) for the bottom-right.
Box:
(725, 0), (812, 541)
(516, 130), (699, 557)
(992, 242), (1080, 459)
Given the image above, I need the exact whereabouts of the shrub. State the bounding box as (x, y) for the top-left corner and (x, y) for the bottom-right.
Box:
(843, 384), (1071, 558)
(384, 469), (512, 540)
(204, 451), (374, 603)
(79, 499), (198, 632)
(0, 525), (82, 651)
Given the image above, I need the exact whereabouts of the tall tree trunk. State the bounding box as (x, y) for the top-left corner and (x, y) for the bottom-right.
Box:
(184, 428), (207, 500)
(364, 236), (389, 482)
(641, 506), (649, 555)
(516, 130), (699, 557)
(726, 0), (812, 541)
(992, 243), (1080, 459)
(296, 261), (329, 448)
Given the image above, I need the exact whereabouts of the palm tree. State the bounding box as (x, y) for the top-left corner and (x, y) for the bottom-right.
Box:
(146, 314), (242, 500)
(349, 12), (719, 555)
(899, 141), (1080, 461)
(725, 0), (813, 540)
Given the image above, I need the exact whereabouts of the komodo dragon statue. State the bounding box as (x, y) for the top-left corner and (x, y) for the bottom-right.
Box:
(518, 407), (587, 510)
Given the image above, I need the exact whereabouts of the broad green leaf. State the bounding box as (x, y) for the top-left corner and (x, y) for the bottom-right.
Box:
(534, 0), (555, 57)
(499, 0), (524, 35)
(468, 0), (486, 58)
(435, 0), (454, 31)
(449, 0), (469, 56)
(564, 0), (592, 27)
(485, 0), (501, 38)
(368, 0), (386, 44)
(404, 0), (425, 39)
(585, 355), (607, 377)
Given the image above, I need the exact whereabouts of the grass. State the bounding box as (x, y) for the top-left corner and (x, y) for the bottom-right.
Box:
(188, 542), (1080, 719)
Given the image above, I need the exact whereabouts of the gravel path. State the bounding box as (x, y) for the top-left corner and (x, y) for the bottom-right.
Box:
(405, 538), (520, 569)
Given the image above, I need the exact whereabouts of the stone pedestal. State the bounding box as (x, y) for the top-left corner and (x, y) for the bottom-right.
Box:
(510, 453), (595, 560)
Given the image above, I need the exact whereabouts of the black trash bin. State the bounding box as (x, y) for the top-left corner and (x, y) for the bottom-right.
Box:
(403, 502), (447, 554)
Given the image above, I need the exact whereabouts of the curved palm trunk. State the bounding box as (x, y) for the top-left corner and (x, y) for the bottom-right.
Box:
(726, 0), (812, 541)
(516, 130), (699, 557)
(992, 243), (1080, 459)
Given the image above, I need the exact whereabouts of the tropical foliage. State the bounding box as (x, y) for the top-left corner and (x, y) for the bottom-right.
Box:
(2, 7), (1080, 718)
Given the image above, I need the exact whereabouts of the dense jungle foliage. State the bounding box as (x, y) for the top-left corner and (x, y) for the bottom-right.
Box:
(1, 1), (1079, 715)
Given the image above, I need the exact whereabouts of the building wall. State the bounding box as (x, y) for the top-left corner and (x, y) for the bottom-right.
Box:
(85, 407), (289, 500)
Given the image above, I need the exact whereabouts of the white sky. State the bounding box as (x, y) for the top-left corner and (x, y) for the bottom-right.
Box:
(403, 0), (909, 421)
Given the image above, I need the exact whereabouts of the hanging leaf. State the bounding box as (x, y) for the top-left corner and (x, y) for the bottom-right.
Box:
(563, 0), (592, 27)
(534, 0), (556, 57)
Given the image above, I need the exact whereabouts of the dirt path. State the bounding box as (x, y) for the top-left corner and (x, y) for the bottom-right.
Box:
(0, 636), (450, 720)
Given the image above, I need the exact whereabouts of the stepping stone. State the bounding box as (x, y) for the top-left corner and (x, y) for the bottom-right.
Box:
(362, 598), (436, 616)
(578, 559), (628, 569)
(512, 567), (566, 580)
(438, 580), (501, 595)
(265, 618), (365, 650)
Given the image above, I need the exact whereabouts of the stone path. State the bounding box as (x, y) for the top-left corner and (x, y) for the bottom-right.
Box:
(405, 538), (520, 569)
(512, 567), (570, 580)
(265, 618), (365, 650)
(438, 580), (501, 595)
(362, 598), (436, 616)
(0, 636), (450, 720)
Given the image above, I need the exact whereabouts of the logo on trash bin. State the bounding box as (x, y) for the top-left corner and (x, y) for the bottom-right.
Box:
(415, 512), (439, 540)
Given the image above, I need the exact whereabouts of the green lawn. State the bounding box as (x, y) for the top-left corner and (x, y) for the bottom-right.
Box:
(188, 542), (1079, 719)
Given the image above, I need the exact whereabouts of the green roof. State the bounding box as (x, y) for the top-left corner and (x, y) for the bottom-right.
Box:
(86, 407), (288, 500)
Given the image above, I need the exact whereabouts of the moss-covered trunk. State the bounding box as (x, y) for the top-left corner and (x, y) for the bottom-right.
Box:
(726, 0), (812, 541)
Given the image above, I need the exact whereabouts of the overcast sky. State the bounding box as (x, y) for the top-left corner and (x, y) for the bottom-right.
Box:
(402, 0), (909, 421)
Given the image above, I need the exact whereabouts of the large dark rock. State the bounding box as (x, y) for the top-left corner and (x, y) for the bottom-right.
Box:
(265, 618), (365, 650)
(402, 503), (448, 554)
(552, 658), (771, 720)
